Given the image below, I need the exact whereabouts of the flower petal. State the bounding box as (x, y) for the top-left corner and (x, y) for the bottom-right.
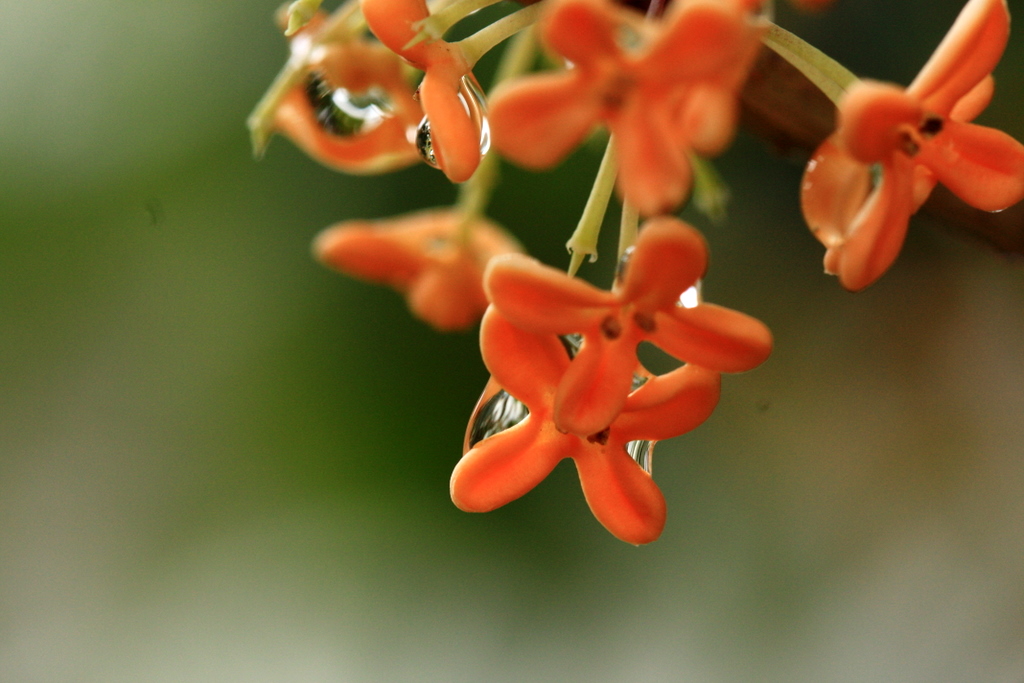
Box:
(314, 220), (425, 288)
(479, 306), (568, 407)
(611, 97), (692, 216)
(837, 81), (922, 164)
(949, 74), (994, 123)
(831, 155), (917, 291)
(651, 303), (773, 372)
(908, 0), (1009, 115)
(406, 256), (487, 331)
(485, 254), (616, 334)
(554, 329), (641, 437)
(274, 89), (413, 172)
(801, 137), (873, 251)
(617, 364), (721, 441)
(451, 418), (566, 512)
(618, 217), (707, 312)
(644, 0), (752, 82)
(488, 71), (603, 169)
(543, 0), (622, 67)
(918, 119), (1024, 212)
(361, 0), (430, 62)
(572, 445), (667, 545)
(419, 70), (482, 183)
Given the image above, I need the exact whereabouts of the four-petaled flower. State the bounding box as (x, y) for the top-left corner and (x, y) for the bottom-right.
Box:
(488, 0), (763, 216)
(274, 36), (424, 174)
(361, 0), (487, 182)
(484, 217), (773, 436)
(801, 0), (1024, 291)
(452, 306), (721, 544)
(314, 209), (521, 331)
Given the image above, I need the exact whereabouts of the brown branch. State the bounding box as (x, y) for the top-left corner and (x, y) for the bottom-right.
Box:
(739, 47), (1024, 256)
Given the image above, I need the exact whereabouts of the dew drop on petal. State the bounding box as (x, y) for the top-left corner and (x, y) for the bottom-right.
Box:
(625, 439), (654, 474)
(414, 75), (491, 170)
(415, 116), (439, 168)
(306, 74), (393, 137)
(465, 384), (530, 452)
(679, 281), (701, 309)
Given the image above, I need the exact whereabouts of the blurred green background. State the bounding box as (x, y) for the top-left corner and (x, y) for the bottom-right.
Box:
(2, 1), (1023, 681)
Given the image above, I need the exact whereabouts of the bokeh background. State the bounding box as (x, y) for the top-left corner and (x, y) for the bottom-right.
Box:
(2, 1), (1024, 681)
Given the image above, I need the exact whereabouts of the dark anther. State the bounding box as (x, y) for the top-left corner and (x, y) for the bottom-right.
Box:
(601, 315), (623, 339)
(633, 311), (656, 333)
(587, 428), (611, 445)
(899, 131), (920, 156)
(919, 115), (943, 138)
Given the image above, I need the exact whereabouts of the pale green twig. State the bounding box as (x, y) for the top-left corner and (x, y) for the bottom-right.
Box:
(405, 0), (507, 50)
(567, 138), (618, 277)
(457, 2), (546, 67)
(617, 202), (640, 262)
(762, 22), (858, 106)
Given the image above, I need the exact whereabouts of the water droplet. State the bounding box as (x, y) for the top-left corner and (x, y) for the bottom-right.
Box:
(414, 75), (490, 169)
(464, 380), (529, 452)
(415, 117), (439, 168)
(679, 281), (701, 309)
(306, 73), (393, 137)
(615, 246), (634, 285)
(625, 439), (654, 474)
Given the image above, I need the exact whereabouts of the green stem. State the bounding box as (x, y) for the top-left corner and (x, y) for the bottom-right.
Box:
(617, 202), (639, 262)
(762, 22), (858, 106)
(407, 0), (507, 49)
(566, 138), (618, 277)
(457, 2), (546, 68)
(455, 151), (500, 242)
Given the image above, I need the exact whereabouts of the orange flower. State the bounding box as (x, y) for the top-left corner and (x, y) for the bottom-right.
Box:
(801, 0), (1024, 291)
(452, 306), (721, 544)
(361, 0), (488, 183)
(314, 210), (521, 331)
(484, 217), (772, 436)
(272, 22), (423, 173)
(488, 0), (763, 216)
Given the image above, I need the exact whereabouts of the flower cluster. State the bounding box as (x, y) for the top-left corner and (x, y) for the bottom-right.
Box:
(250, 0), (1024, 543)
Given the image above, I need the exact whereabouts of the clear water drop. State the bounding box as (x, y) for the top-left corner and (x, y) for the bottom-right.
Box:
(306, 73), (393, 137)
(626, 439), (654, 474)
(464, 380), (529, 453)
(414, 75), (490, 169)
(680, 281), (701, 309)
(415, 117), (438, 168)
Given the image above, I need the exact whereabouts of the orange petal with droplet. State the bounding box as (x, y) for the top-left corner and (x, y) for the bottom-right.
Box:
(831, 156), (916, 291)
(618, 217), (707, 312)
